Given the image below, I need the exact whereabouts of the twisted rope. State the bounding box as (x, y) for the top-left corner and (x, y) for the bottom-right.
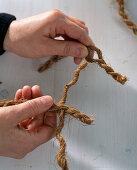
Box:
(0, 45), (126, 170)
(86, 46), (127, 84)
(0, 100), (93, 125)
(0, 1), (133, 168)
(38, 45), (127, 85)
(38, 55), (65, 73)
(116, 0), (137, 35)
(0, 103), (92, 170)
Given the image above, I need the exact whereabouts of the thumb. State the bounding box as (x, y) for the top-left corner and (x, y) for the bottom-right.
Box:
(5, 96), (53, 124)
(47, 39), (88, 58)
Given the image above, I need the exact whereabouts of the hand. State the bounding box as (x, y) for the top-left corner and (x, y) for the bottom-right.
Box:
(4, 9), (94, 65)
(15, 85), (55, 131)
(0, 85), (56, 159)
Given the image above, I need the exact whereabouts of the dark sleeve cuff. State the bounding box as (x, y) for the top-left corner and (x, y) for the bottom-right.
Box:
(0, 13), (16, 55)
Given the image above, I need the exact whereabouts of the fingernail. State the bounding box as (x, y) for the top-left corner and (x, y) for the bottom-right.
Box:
(76, 47), (88, 58)
(40, 96), (53, 107)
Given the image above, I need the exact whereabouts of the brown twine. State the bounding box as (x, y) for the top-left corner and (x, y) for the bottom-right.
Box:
(0, 45), (127, 170)
(116, 0), (137, 35)
(38, 55), (66, 73)
(0, 100), (92, 125)
(0, 0), (135, 87)
(38, 45), (127, 85)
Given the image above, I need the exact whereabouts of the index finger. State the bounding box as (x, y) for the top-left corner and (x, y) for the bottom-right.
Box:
(62, 19), (94, 46)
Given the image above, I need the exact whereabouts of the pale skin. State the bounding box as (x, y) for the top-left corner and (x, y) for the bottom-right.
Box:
(0, 9), (94, 159)
(0, 85), (56, 159)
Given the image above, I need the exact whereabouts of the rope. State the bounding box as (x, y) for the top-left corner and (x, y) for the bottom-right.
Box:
(0, 45), (127, 170)
(116, 0), (137, 35)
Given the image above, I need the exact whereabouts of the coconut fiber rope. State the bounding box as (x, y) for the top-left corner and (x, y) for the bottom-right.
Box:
(38, 45), (127, 85)
(116, 0), (137, 35)
(0, 45), (127, 170)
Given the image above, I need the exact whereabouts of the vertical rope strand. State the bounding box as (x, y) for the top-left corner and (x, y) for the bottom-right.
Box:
(116, 0), (137, 35)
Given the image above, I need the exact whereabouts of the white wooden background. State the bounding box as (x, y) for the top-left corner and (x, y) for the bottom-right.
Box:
(0, 0), (137, 170)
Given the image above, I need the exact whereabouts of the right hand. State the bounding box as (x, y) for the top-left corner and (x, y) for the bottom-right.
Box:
(4, 9), (94, 65)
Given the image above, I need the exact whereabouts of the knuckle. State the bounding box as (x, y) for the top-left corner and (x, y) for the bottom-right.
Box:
(78, 19), (85, 25)
(84, 26), (89, 33)
(64, 43), (71, 56)
(81, 20), (85, 25)
(79, 29), (88, 42)
(51, 9), (62, 17)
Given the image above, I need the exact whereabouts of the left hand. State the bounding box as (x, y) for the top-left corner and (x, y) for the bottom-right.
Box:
(0, 85), (56, 159)
(15, 85), (55, 131)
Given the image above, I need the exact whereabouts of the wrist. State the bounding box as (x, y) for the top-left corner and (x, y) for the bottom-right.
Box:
(3, 20), (17, 52)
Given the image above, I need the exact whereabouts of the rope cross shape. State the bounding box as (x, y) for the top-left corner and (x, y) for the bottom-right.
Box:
(0, 45), (127, 170)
